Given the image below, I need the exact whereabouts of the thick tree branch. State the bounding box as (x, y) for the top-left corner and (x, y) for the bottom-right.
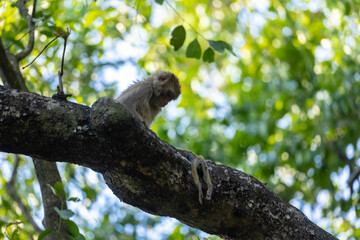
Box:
(0, 85), (337, 240)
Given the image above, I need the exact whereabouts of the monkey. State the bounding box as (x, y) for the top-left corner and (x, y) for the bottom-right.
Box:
(116, 71), (213, 204)
(116, 71), (181, 127)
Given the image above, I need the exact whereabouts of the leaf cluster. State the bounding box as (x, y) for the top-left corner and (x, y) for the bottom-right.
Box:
(170, 25), (234, 62)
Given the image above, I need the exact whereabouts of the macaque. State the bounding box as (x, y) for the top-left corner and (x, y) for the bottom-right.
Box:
(116, 71), (181, 127)
(116, 71), (213, 204)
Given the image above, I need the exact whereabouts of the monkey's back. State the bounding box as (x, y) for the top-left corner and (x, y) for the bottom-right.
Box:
(116, 80), (159, 126)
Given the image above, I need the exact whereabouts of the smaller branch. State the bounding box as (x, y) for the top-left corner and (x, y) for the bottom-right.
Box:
(60, 36), (67, 74)
(15, 0), (37, 61)
(5, 30), (30, 51)
(52, 30), (72, 101)
(6, 221), (23, 227)
(58, 34), (68, 93)
(32, 0), (37, 19)
(348, 167), (360, 192)
(5, 155), (42, 233)
(9, 155), (20, 185)
(330, 141), (352, 165)
(93, 60), (126, 68)
(165, 0), (207, 41)
(22, 34), (61, 70)
(330, 141), (356, 195)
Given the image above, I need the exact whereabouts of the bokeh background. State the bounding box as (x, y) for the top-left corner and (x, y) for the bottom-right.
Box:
(1, 0), (359, 239)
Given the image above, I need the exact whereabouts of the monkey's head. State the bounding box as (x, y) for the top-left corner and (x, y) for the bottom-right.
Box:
(150, 71), (181, 108)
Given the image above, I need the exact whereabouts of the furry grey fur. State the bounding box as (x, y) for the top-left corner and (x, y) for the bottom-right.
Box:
(116, 71), (181, 127)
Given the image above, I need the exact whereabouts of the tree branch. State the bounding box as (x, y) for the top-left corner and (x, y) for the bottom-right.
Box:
(0, 85), (337, 240)
(5, 156), (42, 233)
(330, 141), (357, 194)
(0, 38), (27, 90)
(15, 0), (36, 61)
(33, 158), (69, 238)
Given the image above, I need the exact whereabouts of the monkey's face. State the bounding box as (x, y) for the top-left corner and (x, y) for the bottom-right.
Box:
(156, 90), (176, 107)
(152, 71), (181, 108)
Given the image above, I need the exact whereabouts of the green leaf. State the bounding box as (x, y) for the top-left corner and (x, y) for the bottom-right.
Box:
(186, 38), (201, 59)
(54, 181), (64, 196)
(54, 207), (75, 220)
(65, 220), (79, 237)
(83, 186), (97, 201)
(67, 197), (81, 202)
(168, 225), (182, 239)
(47, 181), (64, 197)
(344, 2), (351, 15)
(11, 229), (20, 240)
(65, 219), (86, 240)
(208, 40), (235, 55)
(203, 48), (215, 63)
(38, 228), (52, 240)
(155, 0), (164, 4)
(170, 25), (186, 51)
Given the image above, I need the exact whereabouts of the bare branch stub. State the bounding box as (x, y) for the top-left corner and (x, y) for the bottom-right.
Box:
(52, 29), (72, 101)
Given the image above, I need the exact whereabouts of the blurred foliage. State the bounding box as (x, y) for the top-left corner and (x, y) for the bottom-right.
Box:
(1, 0), (360, 239)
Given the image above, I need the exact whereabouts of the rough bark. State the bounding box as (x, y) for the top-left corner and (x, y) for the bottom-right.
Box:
(0, 85), (337, 240)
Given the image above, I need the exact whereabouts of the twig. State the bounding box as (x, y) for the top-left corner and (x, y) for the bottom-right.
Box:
(9, 155), (20, 185)
(6, 221), (23, 227)
(22, 34), (61, 69)
(348, 168), (360, 192)
(57, 34), (68, 93)
(330, 141), (352, 165)
(330, 141), (356, 194)
(5, 30), (30, 51)
(164, 0), (207, 41)
(52, 30), (72, 101)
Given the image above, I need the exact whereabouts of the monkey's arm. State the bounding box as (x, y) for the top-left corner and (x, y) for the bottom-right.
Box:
(182, 150), (213, 204)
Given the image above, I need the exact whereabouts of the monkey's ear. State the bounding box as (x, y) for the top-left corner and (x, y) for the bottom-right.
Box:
(158, 73), (168, 82)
